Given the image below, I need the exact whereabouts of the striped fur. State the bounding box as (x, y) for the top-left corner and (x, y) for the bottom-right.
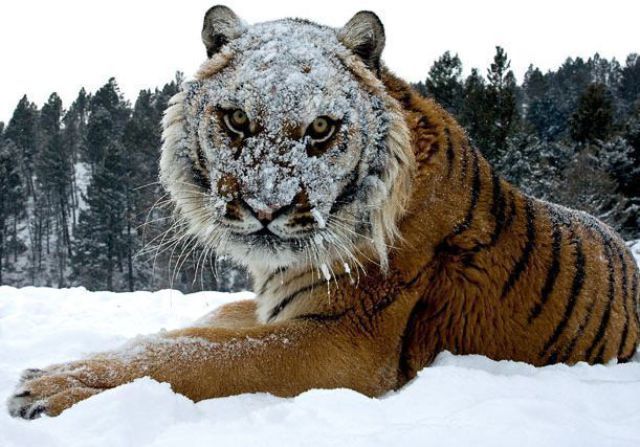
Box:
(386, 73), (639, 380)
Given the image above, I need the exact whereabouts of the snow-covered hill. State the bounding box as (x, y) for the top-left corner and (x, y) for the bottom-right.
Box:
(1, 244), (640, 447)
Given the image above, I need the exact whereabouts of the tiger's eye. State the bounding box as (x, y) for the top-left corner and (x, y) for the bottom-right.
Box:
(305, 116), (336, 143)
(305, 116), (339, 156)
(231, 109), (248, 127)
(312, 117), (329, 134)
(222, 108), (252, 138)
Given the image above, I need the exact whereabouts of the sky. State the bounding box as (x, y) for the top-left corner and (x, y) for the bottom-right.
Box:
(0, 0), (638, 124)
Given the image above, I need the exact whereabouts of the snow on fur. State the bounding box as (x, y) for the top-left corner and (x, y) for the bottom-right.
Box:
(1, 278), (640, 447)
(186, 20), (391, 215)
(160, 18), (413, 271)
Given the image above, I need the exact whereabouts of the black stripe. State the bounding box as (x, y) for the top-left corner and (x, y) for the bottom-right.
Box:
(616, 251), (630, 358)
(190, 115), (213, 189)
(330, 166), (361, 214)
(529, 217), (562, 323)
(271, 270), (311, 296)
(332, 112), (365, 204)
(445, 127), (454, 177)
(460, 144), (469, 183)
(540, 230), (586, 358)
(267, 284), (314, 322)
(593, 343), (606, 364)
(582, 225), (618, 361)
(296, 310), (349, 323)
(631, 268), (640, 331)
(621, 264), (640, 362)
(398, 297), (448, 381)
(499, 197), (536, 301)
(551, 215), (621, 363)
(558, 290), (598, 363)
(192, 138), (212, 190)
(289, 215), (317, 226)
(267, 273), (349, 321)
(618, 265), (637, 364)
(257, 267), (287, 295)
(452, 149), (481, 236)
(466, 169), (507, 256)
(617, 319), (631, 359)
(487, 170), (507, 244)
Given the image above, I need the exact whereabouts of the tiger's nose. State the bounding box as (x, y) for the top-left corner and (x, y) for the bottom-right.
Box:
(245, 201), (293, 226)
(255, 208), (275, 223)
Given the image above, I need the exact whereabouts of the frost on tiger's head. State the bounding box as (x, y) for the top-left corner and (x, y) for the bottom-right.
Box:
(160, 5), (414, 272)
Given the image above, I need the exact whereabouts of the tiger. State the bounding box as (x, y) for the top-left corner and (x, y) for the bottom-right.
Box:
(8, 5), (640, 419)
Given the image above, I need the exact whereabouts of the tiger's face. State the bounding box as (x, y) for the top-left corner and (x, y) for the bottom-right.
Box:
(161, 7), (413, 270)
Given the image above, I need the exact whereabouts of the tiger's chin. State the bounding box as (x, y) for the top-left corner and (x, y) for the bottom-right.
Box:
(218, 225), (364, 272)
(219, 230), (322, 270)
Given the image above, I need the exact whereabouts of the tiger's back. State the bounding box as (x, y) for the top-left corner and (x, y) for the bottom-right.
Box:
(387, 73), (640, 380)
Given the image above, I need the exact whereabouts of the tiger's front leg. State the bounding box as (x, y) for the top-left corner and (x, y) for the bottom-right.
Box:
(8, 309), (394, 419)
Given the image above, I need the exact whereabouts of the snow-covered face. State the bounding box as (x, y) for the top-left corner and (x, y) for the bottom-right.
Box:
(161, 10), (413, 270)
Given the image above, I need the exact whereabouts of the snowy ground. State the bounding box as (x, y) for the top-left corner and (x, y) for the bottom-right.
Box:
(1, 242), (639, 447)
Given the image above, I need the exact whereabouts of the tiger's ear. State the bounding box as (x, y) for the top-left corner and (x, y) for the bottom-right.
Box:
(201, 5), (246, 58)
(338, 11), (386, 75)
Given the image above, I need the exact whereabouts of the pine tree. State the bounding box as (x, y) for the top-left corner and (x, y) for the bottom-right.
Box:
(460, 68), (489, 149)
(73, 141), (128, 290)
(72, 79), (131, 290)
(547, 57), (597, 139)
(484, 46), (520, 162)
(29, 93), (60, 283)
(598, 137), (639, 196)
(619, 54), (640, 113)
(0, 139), (25, 283)
(523, 66), (564, 140)
(625, 103), (640, 160)
(121, 87), (169, 291)
(4, 96), (39, 196)
(459, 48), (520, 164)
(62, 88), (90, 229)
(424, 51), (464, 116)
(555, 148), (625, 227)
(63, 88), (89, 164)
(570, 83), (614, 144)
(590, 53), (621, 87)
(34, 93), (74, 286)
(86, 78), (130, 169)
(495, 133), (571, 201)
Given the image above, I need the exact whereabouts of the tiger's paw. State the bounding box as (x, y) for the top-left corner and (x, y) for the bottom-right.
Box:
(7, 360), (127, 419)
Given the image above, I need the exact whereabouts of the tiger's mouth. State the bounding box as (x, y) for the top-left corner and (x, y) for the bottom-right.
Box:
(238, 229), (310, 253)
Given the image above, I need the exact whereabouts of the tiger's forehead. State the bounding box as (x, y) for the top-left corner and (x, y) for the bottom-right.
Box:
(232, 19), (343, 72)
(198, 19), (362, 128)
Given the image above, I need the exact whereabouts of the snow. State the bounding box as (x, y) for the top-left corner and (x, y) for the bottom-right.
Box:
(1, 262), (640, 446)
(320, 263), (331, 281)
(73, 161), (91, 213)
